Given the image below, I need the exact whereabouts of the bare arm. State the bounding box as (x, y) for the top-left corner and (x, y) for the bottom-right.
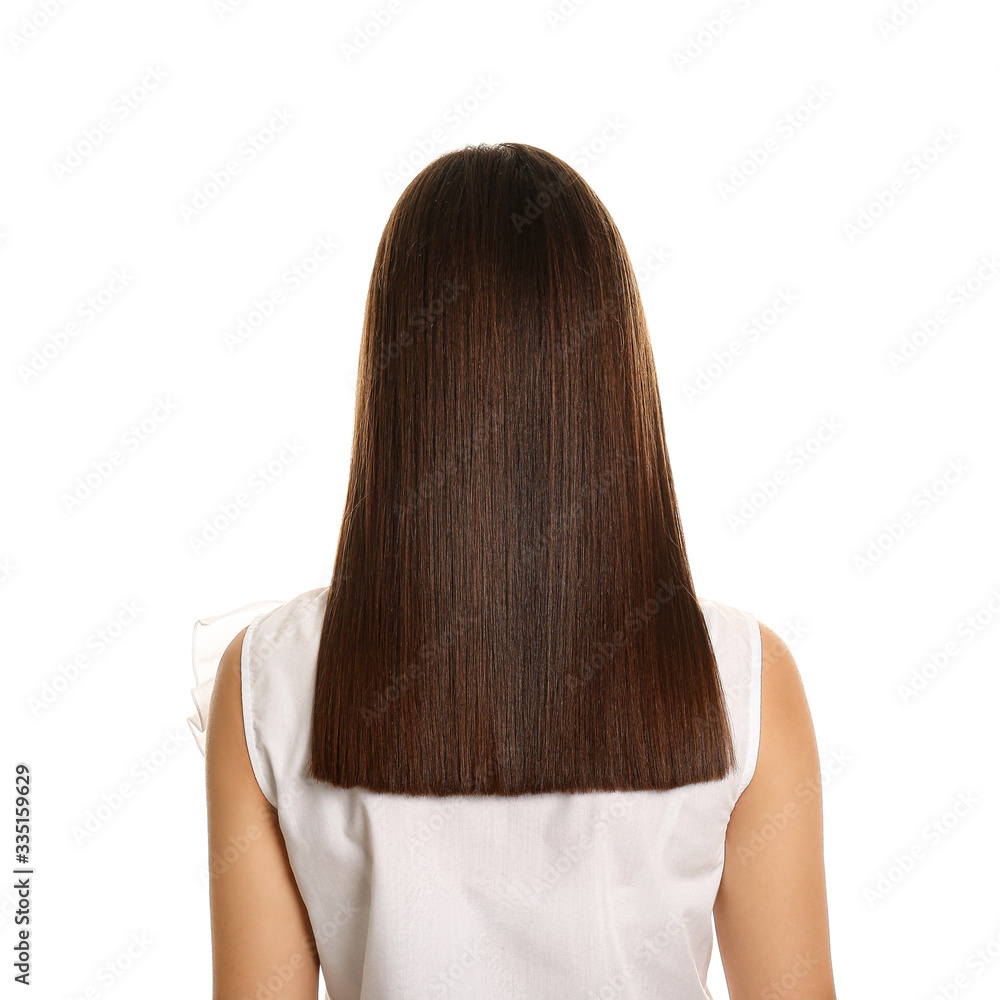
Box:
(713, 623), (837, 1000)
(205, 626), (320, 1000)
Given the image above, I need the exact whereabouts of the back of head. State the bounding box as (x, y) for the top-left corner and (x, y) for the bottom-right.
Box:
(310, 141), (735, 796)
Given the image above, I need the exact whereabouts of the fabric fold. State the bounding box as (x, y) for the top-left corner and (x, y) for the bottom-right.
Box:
(187, 599), (285, 757)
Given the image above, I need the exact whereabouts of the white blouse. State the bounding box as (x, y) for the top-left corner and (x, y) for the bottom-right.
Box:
(189, 587), (762, 1000)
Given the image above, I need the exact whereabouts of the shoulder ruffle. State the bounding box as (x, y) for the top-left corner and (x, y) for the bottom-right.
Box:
(187, 599), (285, 757)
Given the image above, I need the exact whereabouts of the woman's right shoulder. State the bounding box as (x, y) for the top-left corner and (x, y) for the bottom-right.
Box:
(738, 621), (817, 810)
(757, 622), (814, 759)
(713, 620), (837, 997)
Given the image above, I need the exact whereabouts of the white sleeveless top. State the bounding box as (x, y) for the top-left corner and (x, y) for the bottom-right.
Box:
(188, 587), (762, 1000)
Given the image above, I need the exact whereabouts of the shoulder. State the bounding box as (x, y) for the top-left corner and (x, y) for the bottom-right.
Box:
(724, 617), (819, 821)
(238, 585), (329, 698)
(204, 628), (320, 995)
(697, 595), (761, 708)
(244, 586), (329, 656)
(205, 625), (265, 803)
(713, 621), (836, 993)
(756, 622), (815, 773)
(697, 595), (759, 651)
(215, 625), (249, 687)
(214, 587), (329, 807)
(207, 626), (250, 743)
(698, 601), (810, 748)
(695, 601), (818, 804)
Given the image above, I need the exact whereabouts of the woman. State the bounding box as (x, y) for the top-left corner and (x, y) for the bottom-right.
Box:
(189, 142), (837, 999)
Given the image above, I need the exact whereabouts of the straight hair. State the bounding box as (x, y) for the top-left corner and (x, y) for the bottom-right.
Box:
(309, 142), (736, 796)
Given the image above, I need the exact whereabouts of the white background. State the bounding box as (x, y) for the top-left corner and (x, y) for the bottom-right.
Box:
(4, 0), (999, 997)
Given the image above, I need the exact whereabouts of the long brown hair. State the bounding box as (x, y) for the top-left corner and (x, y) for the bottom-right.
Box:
(309, 142), (736, 796)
